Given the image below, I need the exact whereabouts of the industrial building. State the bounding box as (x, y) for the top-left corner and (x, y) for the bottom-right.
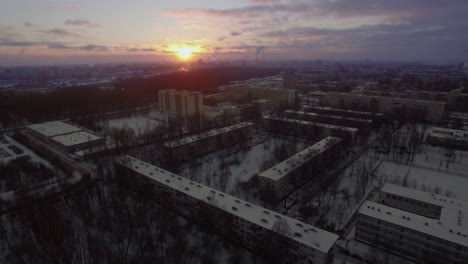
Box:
(325, 92), (445, 122)
(26, 121), (105, 153)
(356, 184), (468, 263)
(163, 122), (253, 161)
(158, 89), (204, 117)
(263, 116), (357, 146)
(115, 156), (339, 264)
(284, 110), (372, 135)
(427, 127), (468, 150)
(258, 137), (342, 202)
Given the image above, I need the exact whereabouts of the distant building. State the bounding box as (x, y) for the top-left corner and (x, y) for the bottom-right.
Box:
(427, 127), (468, 150)
(163, 122), (253, 161)
(305, 106), (383, 122)
(115, 156), (339, 264)
(284, 110), (373, 135)
(263, 116), (357, 146)
(26, 121), (105, 153)
(356, 184), (468, 263)
(325, 92), (445, 122)
(158, 89), (204, 117)
(258, 137), (342, 202)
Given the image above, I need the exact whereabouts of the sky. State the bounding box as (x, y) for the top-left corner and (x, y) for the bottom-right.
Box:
(0, 0), (467, 65)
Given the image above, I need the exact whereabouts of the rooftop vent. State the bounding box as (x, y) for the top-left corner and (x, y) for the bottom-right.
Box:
(261, 219), (268, 224)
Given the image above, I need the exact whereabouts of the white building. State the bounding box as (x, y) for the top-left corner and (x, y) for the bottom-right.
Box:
(27, 121), (105, 152)
(158, 89), (204, 117)
(115, 156), (339, 264)
(356, 184), (468, 263)
(258, 137), (342, 202)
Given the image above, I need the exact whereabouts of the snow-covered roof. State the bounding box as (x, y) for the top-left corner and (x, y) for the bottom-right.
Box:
(28, 121), (82, 137)
(285, 110), (373, 124)
(429, 127), (468, 141)
(115, 156), (339, 253)
(306, 106), (383, 117)
(164, 122), (253, 148)
(381, 183), (467, 210)
(258, 137), (342, 181)
(264, 116), (359, 133)
(51, 131), (102, 147)
(360, 201), (468, 247)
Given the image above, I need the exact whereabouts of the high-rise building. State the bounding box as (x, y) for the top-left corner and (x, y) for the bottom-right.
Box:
(158, 89), (204, 117)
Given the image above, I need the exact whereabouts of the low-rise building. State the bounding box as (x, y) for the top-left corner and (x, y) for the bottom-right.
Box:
(158, 89), (204, 117)
(258, 137), (342, 202)
(356, 184), (468, 263)
(284, 110), (372, 135)
(115, 156), (339, 264)
(163, 122), (253, 161)
(427, 127), (468, 150)
(27, 121), (105, 153)
(263, 116), (357, 146)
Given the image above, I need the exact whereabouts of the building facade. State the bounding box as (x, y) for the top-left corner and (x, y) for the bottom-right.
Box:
(427, 127), (468, 150)
(258, 137), (342, 202)
(325, 92), (445, 122)
(356, 184), (468, 263)
(163, 122), (253, 161)
(115, 156), (339, 264)
(284, 110), (372, 136)
(263, 116), (357, 146)
(158, 89), (204, 117)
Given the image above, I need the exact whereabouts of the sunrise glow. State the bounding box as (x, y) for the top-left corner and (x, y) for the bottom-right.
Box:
(175, 46), (197, 61)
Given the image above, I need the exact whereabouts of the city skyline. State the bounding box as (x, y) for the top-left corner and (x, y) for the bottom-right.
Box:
(1, 0), (468, 65)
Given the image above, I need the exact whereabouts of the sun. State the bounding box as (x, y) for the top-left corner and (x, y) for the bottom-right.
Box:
(176, 46), (195, 61)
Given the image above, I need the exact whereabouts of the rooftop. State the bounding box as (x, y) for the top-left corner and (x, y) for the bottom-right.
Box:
(285, 110), (373, 124)
(429, 127), (468, 140)
(164, 122), (253, 148)
(115, 156), (339, 253)
(360, 201), (468, 247)
(258, 137), (342, 181)
(28, 121), (83, 137)
(306, 106), (384, 117)
(264, 116), (359, 132)
(51, 131), (102, 147)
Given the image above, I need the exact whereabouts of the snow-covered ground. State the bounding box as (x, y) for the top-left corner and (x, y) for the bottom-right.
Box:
(0, 135), (54, 168)
(178, 133), (312, 202)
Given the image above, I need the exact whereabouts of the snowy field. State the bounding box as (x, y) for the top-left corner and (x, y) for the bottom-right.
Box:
(178, 133), (313, 203)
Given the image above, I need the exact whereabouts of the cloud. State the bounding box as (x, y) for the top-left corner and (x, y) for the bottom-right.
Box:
(230, 31), (242, 36)
(41, 28), (81, 38)
(65, 19), (100, 27)
(24, 22), (40, 28)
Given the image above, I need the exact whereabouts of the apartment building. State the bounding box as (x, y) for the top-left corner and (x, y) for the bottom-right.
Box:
(325, 92), (445, 122)
(163, 122), (253, 161)
(263, 116), (357, 146)
(27, 121), (105, 153)
(284, 110), (372, 135)
(427, 127), (468, 150)
(304, 106), (383, 123)
(158, 89), (204, 117)
(115, 156), (339, 264)
(258, 137), (342, 202)
(356, 184), (468, 263)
